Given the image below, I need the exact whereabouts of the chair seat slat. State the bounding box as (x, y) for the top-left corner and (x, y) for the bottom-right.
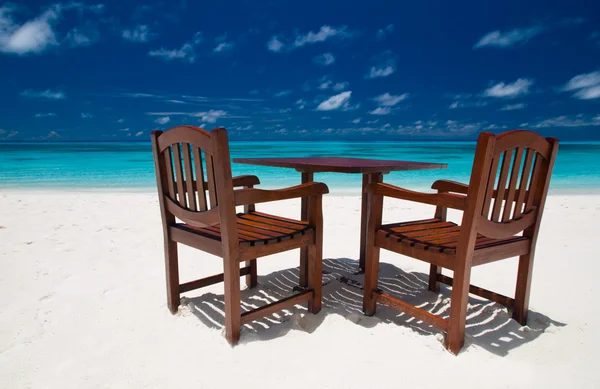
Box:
(173, 211), (312, 246)
(377, 218), (526, 254)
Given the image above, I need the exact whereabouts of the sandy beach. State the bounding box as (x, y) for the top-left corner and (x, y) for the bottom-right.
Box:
(1, 191), (599, 388)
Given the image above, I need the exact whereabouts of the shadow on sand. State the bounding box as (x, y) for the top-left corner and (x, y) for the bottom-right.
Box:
(181, 258), (565, 356)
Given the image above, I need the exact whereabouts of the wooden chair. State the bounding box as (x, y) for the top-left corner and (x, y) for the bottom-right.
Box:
(150, 126), (328, 345)
(362, 130), (559, 354)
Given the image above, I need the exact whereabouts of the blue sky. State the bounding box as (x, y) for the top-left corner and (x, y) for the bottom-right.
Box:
(0, 0), (599, 141)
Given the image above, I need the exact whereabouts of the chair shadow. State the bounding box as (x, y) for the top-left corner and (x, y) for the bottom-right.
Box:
(181, 257), (565, 355)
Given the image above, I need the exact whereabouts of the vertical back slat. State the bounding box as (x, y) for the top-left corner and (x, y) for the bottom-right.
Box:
(481, 155), (501, 218)
(182, 143), (197, 211)
(514, 148), (534, 218)
(173, 143), (187, 207)
(205, 154), (218, 208)
(165, 146), (177, 199)
(193, 146), (208, 211)
(491, 149), (514, 221)
(502, 147), (524, 222)
(525, 154), (542, 212)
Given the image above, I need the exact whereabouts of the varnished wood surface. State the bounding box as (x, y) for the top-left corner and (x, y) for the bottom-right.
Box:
(361, 129), (559, 355)
(233, 156), (447, 173)
(377, 218), (529, 255)
(174, 211), (313, 247)
(151, 126), (328, 345)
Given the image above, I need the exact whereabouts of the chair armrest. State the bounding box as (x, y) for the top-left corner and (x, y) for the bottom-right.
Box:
(431, 180), (469, 194)
(234, 182), (329, 206)
(366, 182), (467, 210)
(232, 175), (260, 188)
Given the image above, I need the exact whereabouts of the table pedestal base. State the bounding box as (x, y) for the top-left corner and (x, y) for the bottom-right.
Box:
(298, 171), (383, 287)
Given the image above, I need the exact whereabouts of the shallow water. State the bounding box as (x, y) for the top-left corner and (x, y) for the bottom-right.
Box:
(1, 141), (599, 194)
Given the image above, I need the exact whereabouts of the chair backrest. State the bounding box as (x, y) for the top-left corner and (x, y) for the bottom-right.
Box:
(462, 130), (559, 242)
(150, 126), (237, 233)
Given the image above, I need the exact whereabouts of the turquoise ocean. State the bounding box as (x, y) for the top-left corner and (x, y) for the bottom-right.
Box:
(1, 141), (599, 194)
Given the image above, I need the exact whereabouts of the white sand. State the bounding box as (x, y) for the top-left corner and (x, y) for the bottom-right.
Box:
(1, 191), (599, 388)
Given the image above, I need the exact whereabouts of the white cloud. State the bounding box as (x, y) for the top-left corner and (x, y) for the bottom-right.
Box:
(44, 130), (60, 139)
(146, 110), (247, 123)
(266, 36), (284, 52)
(274, 89), (292, 98)
(148, 32), (202, 63)
(193, 109), (227, 123)
(474, 25), (544, 49)
(65, 27), (97, 47)
(0, 3), (103, 55)
(574, 86), (600, 99)
(81, 112), (93, 118)
(34, 112), (56, 117)
(0, 129), (18, 139)
(313, 52), (335, 66)
(563, 71), (600, 90)
(20, 89), (65, 100)
(369, 107), (391, 115)
(373, 92), (408, 106)
(89, 4), (105, 13)
(135, 131), (144, 137)
(0, 5), (59, 55)
(531, 114), (600, 128)
(213, 41), (234, 53)
(318, 77), (349, 92)
(448, 100), (489, 109)
(318, 79), (332, 90)
(293, 25), (350, 48)
(117, 118), (124, 123)
(500, 103), (526, 111)
(366, 58), (396, 79)
(316, 91), (352, 111)
(332, 82), (349, 92)
(314, 119), (494, 138)
(562, 71), (600, 100)
(155, 116), (170, 125)
(268, 25), (351, 53)
(122, 25), (153, 43)
(483, 78), (533, 98)
(119, 128), (130, 132)
(376, 24), (394, 40)
(295, 99), (306, 109)
(351, 118), (361, 124)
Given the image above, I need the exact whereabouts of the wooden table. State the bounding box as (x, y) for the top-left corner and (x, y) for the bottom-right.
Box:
(232, 157), (447, 284)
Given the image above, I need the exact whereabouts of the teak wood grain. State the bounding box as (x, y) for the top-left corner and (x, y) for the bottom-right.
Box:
(361, 129), (559, 355)
(233, 156), (446, 174)
(233, 156), (447, 273)
(151, 126), (328, 345)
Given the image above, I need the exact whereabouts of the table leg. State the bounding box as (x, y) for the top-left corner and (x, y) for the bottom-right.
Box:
(299, 171), (314, 287)
(359, 172), (383, 272)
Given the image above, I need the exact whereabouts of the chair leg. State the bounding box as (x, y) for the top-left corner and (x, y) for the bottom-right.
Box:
(362, 243), (381, 316)
(307, 242), (323, 314)
(223, 255), (241, 345)
(428, 264), (441, 293)
(165, 239), (180, 314)
(446, 257), (472, 355)
(512, 253), (534, 325)
(245, 259), (258, 288)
